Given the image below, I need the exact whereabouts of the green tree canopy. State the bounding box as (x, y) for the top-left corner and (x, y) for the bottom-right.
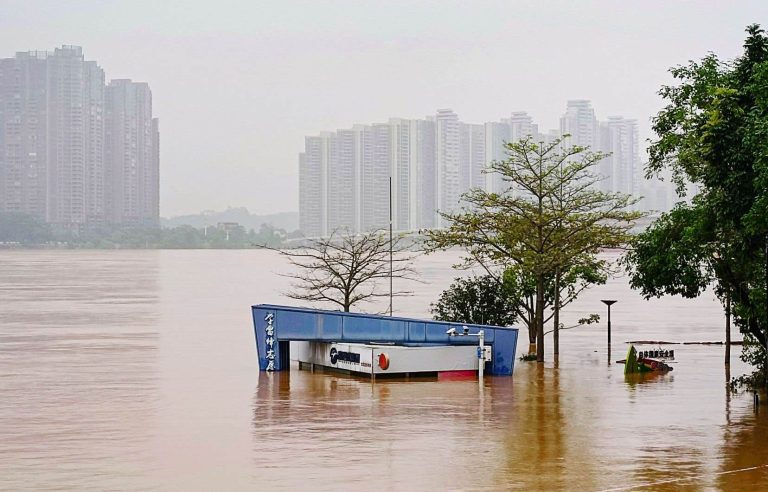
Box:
(426, 136), (640, 361)
(624, 24), (768, 387)
(431, 274), (518, 327)
(0, 212), (51, 244)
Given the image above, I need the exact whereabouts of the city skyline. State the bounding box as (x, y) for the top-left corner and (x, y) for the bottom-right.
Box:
(0, 2), (763, 216)
(0, 45), (159, 233)
(299, 100), (672, 237)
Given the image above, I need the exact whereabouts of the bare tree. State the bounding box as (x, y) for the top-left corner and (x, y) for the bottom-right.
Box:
(276, 228), (418, 312)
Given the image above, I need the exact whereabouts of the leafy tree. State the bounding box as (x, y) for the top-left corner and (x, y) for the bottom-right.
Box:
(0, 216), (291, 249)
(431, 274), (517, 327)
(254, 224), (287, 248)
(0, 212), (51, 244)
(425, 136), (640, 361)
(431, 266), (603, 345)
(624, 25), (768, 387)
(499, 261), (607, 349)
(275, 228), (418, 312)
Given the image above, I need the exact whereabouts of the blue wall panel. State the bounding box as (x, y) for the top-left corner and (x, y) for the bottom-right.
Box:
(407, 322), (426, 342)
(343, 316), (407, 341)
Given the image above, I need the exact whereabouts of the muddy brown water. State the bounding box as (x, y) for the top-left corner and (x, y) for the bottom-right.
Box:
(1, 250), (766, 490)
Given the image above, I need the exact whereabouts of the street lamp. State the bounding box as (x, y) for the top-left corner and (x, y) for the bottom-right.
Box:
(601, 300), (617, 354)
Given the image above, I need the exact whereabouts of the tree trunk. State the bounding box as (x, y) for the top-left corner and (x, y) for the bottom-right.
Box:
(725, 290), (731, 366)
(554, 268), (561, 357)
(528, 321), (536, 345)
(536, 274), (545, 362)
(527, 296), (536, 345)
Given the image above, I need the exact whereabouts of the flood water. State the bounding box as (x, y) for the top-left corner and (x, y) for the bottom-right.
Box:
(1, 249), (767, 490)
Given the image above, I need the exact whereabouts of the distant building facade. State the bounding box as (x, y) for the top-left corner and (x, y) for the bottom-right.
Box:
(560, 99), (599, 150)
(599, 116), (639, 197)
(298, 102), (670, 237)
(105, 80), (159, 227)
(0, 45), (159, 233)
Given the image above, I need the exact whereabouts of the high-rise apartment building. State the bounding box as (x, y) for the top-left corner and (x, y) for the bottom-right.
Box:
(43, 46), (105, 230)
(484, 120), (511, 195)
(412, 119), (436, 230)
(359, 123), (391, 232)
(0, 46), (105, 232)
(0, 46), (160, 233)
(0, 51), (48, 219)
(328, 129), (357, 233)
(298, 136), (324, 237)
(300, 116), (441, 237)
(105, 80), (159, 227)
(508, 112), (538, 142)
(435, 109), (460, 227)
(460, 122), (485, 195)
(560, 100), (599, 150)
(599, 116), (639, 198)
(299, 103), (658, 237)
(389, 119), (412, 231)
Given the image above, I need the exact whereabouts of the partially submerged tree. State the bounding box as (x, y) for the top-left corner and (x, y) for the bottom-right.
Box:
(503, 261), (607, 349)
(430, 274), (517, 327)
(277, 228), (418, 312)
(425, 136), (641, 361)
(624, 25), (768, 388)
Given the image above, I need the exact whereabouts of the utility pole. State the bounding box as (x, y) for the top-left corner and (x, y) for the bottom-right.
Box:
(389, 176), (393, 317)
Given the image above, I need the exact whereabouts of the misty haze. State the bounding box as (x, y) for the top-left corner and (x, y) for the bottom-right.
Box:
(2, 2), (768, 491)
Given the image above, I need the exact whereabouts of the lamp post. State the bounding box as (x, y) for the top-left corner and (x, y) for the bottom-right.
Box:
(601, 300), (617, 356)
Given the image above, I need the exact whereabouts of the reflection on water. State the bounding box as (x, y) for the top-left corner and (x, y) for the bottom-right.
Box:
(251, 361), (768, 491)
(1, 250), (767, 490)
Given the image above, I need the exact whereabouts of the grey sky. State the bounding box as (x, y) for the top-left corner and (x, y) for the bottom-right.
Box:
(1, 1), (765, 216)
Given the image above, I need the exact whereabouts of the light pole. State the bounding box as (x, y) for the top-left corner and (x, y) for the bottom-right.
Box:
(389, 176), (393, 316)
(601, 300), (617, 356)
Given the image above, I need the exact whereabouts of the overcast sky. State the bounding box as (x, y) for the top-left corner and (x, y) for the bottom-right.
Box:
(1, 1), (765, 216)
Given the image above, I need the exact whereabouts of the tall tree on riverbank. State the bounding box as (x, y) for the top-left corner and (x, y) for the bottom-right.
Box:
(277, 228), (418, 312)
(624, 25), (768, 387)
(425, 136), (641, 361)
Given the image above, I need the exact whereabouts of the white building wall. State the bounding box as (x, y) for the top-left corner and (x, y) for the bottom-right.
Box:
(484, 121), (510, 195)
(435, 109), (460, 227)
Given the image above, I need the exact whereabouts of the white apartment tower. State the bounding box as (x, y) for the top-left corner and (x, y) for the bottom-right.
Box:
(560, 100), (599, 150)
(484, 120), (511, 195)
(412, 118), (436, 230)
(459, 122), (485, 195)
(599, 117), (639, 198)
(358, 123), (391, 232)
(389, 119), (412, 231)
(298, 136), (324, 237)
(435, 109), (460, 227)
(297, 103), (653, 237)
(508, 112), (538, 141)
(326, 129), (357, 233)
